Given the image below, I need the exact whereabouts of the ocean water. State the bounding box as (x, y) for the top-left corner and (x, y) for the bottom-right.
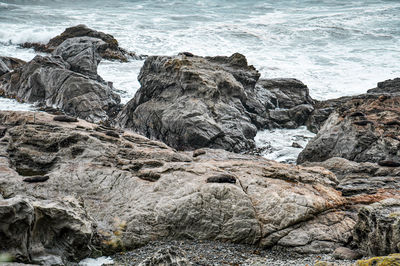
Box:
(0, 0), (399, 161)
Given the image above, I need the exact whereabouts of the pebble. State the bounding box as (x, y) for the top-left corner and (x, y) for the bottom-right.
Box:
(112, 240), (356, 266)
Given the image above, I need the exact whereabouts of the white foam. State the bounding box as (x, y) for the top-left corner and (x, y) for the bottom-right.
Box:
(0, 27), (60, 44)
(0, 98), (35, 111)
(255, 126), (315, 164)
(97, 60), (143, 104)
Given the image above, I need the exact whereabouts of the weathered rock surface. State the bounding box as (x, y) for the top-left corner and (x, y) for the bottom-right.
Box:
(0, 111), (359, 262)
(303, 157), (400, 199)
(21, 24), (138, 62)
(353, 198), (400, 256)
(298, 78), (400, 164)
(0, 44), (121, 123)
(117, 53), (314, 152)
(0, 196), (34, 262)
(0, 56), (26, 76)
(53, 37), (106, 80)
(306, 78), (400, 134)
(0, 195), (93, 264)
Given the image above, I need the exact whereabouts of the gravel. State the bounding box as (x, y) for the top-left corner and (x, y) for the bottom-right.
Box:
(112, 240), (356, 265)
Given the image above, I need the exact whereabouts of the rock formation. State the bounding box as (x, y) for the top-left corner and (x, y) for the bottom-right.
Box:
(298, 78), (400, 164)
(117, 53), (314, 152)
(21, 24), (138, 62)
(0, 196), (93, 264)
(0, 38), (121, 123)
(0, 111), (368, 263)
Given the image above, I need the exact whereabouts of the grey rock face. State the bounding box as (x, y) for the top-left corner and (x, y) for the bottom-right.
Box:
(256, 78), (314, 109)
(306, 77), (400, 134)
(0, 196), (94, 264)
(117, 53), (314, 152)
(353, 198), (400, 256)
(0, 56), (26, 77)
(0, 51), (120, 123)
(0, 111), (354, 257)
(0, 196), (34, 262)
(367, 77), (400, 94)
(21, 24), (138, 62)
(117, 53), (261, 152)
(0, 59), (10, 76)
(298, 79), (400, 164)
(53, 37), (105, 80)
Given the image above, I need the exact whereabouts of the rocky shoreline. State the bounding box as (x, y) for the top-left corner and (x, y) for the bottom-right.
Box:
(0, 26), (399, 265)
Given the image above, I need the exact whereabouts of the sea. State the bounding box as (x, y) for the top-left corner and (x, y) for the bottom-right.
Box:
(0, 0), (399, 163)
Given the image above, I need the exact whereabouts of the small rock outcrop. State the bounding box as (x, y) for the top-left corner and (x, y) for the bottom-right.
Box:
(306, 78), (400, 134)
(303, 157), (400, 198)
(0, 196), (94, 264)
(0, 56), (26, 76)
(0, 196), (34, 262)
(0, 38), (121, 123)
(353, 199), (400, 256)
(298, 78), (400, 164)
(53, 37), (106, 80)
(21, 24), (137, 62)
(117, 53), (314, 152)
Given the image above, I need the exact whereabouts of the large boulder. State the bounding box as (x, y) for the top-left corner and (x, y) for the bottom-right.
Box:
(0, 111), (355, 257)
(298, 78), (400, 164)
(117, 53), (314, 152)
(0, 196), (94, 264)
(353, 198), (400, 256)
(21, 24), (138, 62)
(0, 41), (121, 123)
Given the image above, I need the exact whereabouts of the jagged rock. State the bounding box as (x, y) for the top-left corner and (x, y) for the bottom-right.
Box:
(0, 111), (354, 255)
(53, 37), (106, 80)
(255, 78), (314, 109)
(367, 78), (400, 94)
(138, 247), (191, 266)
(29, 197), (94, 264)
(0, 54), (121, 123)
(0, 56), (26, 77)
(117, 53), (314, 152)
(306, 77), (400, 134)
(353, 198), (400, 256)
(302, 157), (400, 201)
(0, 58), (10, 76)
(298, 80), (400, 164)
(21, 24), (137, 62)
(0, 195), (93, 264)
(0, 196), (34, 262)
(306, 96), (354, 133)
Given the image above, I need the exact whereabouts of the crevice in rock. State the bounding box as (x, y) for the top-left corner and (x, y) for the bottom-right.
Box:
(235, 175), (263, 246)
